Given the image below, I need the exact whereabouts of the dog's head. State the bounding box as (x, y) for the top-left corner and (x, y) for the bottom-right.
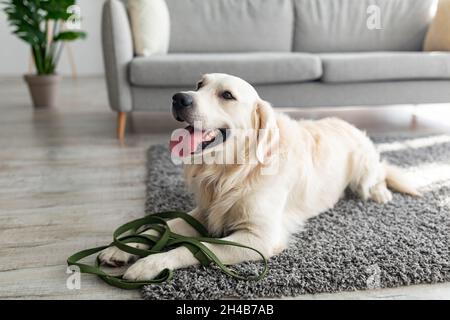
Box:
(170, 73), (278, 162)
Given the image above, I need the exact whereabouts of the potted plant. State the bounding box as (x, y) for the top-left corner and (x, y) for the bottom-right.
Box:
(3, 0), (86, 108)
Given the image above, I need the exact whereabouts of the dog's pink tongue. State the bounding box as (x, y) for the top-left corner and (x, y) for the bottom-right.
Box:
(169, 126), (203, 157)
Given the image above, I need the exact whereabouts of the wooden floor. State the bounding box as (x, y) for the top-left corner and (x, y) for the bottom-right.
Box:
(0, 77), (449, 300)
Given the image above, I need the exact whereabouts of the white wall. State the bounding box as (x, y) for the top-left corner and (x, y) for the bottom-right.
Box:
(0, 0), (105, 76)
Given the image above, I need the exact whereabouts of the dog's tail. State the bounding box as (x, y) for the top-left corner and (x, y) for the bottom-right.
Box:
(384, 162), (421, 197)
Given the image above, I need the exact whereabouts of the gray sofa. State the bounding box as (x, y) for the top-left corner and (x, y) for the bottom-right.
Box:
(102, 0), (450, 138)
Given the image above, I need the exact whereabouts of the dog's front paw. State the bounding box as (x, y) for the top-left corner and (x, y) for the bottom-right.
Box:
(370, 184), (393, 204)
(123, 254), (172, 281)
(98, 245), (139, 267)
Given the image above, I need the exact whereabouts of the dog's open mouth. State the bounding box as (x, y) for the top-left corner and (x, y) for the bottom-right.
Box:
(170, 125), (228, 157)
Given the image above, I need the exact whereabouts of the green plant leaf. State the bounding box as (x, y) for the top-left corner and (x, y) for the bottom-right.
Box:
(41, 0), (76, 20)
(53, 30), (87, 42)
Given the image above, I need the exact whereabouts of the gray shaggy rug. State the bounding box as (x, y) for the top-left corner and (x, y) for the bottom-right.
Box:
(142, 133), (450, 299)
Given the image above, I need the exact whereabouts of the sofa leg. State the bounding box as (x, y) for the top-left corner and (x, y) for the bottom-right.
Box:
(117, 112), (127, 140)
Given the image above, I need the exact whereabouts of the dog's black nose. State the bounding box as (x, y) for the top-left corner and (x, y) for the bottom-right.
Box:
(172, 93), (193, 109)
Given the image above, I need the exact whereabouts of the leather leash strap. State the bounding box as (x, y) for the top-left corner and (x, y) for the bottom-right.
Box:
(67, 211), (268, 289)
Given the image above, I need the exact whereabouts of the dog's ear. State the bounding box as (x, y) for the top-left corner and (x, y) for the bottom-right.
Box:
(255, 99), (279, 164)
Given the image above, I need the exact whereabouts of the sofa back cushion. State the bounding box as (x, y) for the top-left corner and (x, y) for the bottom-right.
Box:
(293, 0), (438, 52)
(165, 0), (294, 53)
(127, 0), (170, 56)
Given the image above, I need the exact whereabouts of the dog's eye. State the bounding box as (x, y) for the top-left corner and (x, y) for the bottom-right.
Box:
(196, 81), (204, 90)
(221, 91), (235, 100)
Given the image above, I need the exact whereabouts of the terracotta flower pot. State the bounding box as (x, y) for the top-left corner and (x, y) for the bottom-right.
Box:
(23, 74), (61, 108)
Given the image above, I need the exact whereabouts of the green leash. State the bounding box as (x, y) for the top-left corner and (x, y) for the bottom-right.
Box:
(67, 211), (268, 289)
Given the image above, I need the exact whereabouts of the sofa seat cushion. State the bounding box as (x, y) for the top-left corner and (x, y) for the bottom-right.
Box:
(320, 52), (450, 83)
(129, 53), (322, 86)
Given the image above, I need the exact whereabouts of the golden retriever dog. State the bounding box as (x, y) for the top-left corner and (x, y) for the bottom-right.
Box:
(100, 73), (420, 281)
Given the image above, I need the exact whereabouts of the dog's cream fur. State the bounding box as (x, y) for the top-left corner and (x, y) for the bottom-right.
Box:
(100, 73), (420, 280)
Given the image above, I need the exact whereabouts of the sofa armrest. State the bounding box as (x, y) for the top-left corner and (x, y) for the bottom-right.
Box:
(102, 0), (133, 112)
